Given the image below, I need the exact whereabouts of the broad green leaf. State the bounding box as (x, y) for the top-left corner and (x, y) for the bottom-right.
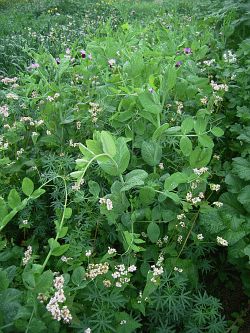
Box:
(164, 172), (188, 191)
(139, 187), (156, 205)
(58, 226), (68, 238)
(194, 117), (207, 135)
(165, 191), (180, 203)
(30, 188), (45, 199)
(100, 131), (117, 157)
(51, 244), (70, 256)
(147, 222), (160, 243)
(35, 270), (53, 293)
(0, 270), (9, 291)
(180, 136), (192, 156)
(0, 198), (8, 220)
(121, 169), (148, 192)
(232, 157), (250, 181)
(198, 134), (214, 148)
(88, 180), (100, 197)
(22, 178), (34, 196)
(141, 141), (162, 166)
(238, 185), (250, 206)
(64, 207), (72, 219)
(189, 147), (212, 168)
(152, 123), (169, 140)
(138, 91), (162, 114)
(71, 266), (85, 286)
(8, 189), (21, 209)
(181, 117), (194, 134)
(166, 65), (177, 91)
(211, 127), (224, 137)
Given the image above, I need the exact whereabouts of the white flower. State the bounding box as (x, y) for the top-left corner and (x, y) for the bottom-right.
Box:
(128, 265), (137, 272)
(84, 328), (91, 333)
(158, 162), (164, 170)
(108, 59), (116, 67)
(107, 247), (117, 255)
(210, 184), (221, 191)
(106, 198), (113, 211)
(85, 249), (92, 257)
(197, 234), (204, 240)
(217, 236), (228, 246)
(213, 201), (223, 207)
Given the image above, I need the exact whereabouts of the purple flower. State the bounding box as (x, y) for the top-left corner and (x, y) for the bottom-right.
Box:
(80, 50), (86, 59)
(175, 61), (183, 68)
(148, 87), (154, 93)
(183, 47), (192, 54)
(28, 63), (40, 70)
(56, 58), (61, 65)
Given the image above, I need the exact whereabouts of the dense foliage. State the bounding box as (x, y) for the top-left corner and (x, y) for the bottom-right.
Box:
(0, 0), (249, 332)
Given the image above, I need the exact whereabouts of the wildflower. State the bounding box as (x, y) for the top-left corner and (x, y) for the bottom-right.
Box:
(177, 235), (183, 244)
(85, 249), (92, 257)
(108, 59), (116, 67)
(128, 265), (137, 272)
(186, 192), (192, 202)
(37, 293), (48, 303)
(107, 247), (117, 255)
(183, 47), (192, 54)
(88, 53), (92, 60)
(28, 63), (40, 70)
(213, 201), (223, 207)
(203, 59), (215, 66)
(200, 96), (208, 105)
(22, 219), (28, 225)
(175, 61), (182, 68)
(61, 306), (72, 323)
(217, 236), (228, 247)
(65, 48), (70, 55)
(22, 245), (32, 265)
(210, 184), (221, 191)
(84, 328), (91, 333)
(6, 92), (18, 100)
(54, 93), (60, 99)
(197, 234), (204, 240)
(148, 87), (154, 93)
(213, 154), (220, 160)
(177, 213), (186, 220)
(0, 105), (9, 117)
(80, 50), (86, 58)
(157, 162), (164, 171)
(103, 279), (112, 287)
(56, 58), (61, 65)
(76, 121), (81, 129)
(54, 275), (64, 290)
(223, 50), (236, 64)
(47, 96), (54, 102)
(179, 221), (185, 228)
(174, 266), (183, 272)
(106, 198), (113, 211)
(193, 167), (208, 176)
(86, 262), (109, 279)
(120, 320), (127, 325)
(175, 101), (183, 114)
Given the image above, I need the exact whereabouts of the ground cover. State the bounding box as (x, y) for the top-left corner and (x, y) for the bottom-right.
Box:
(0, 0), (249, 332)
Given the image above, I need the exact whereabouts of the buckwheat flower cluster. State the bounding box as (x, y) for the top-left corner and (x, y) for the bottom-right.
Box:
(112, 264), (135, 287)
(157, 235), (168, 247)
(200, 96), (208, 105)
(210, 80), (228, 92)
(0, 105), (9, 118)
(197, 234), (204, 240)
(99, 197), (113, 210)
(223, 50), (237, 64)
(217, 236), (228, 247)
(158, 162), (164, 170)
(203, 59), (215, 66)
(174, 266), (183, 273)
(177, 213), (186, 220)
(6, 92), (19, 100)
(22, 245), (32, 265)
(1, 76), (18, 84)
(84, 328), (91, 333)
(175, 101), (183, 114)
(193, 167), (208, 176)
(86, 262), (109, 280)
(210, 184), (221, 191)
(0, 136), (9, 150)
(37, 293), (48, 303)
(103, 279), (112, 288)
(71, 179), (85, 191)
(89, 102), (102, 123)
(85, 249), (92, 257)
(47, 93), (60, 102)
(213, 201), (223, 207)
(186, 191), (204, 205)
(177, 235), (183, 244)
(107, 247), (117, 255)
(108, 59), (116, 67)
(45, 275), (72, 323)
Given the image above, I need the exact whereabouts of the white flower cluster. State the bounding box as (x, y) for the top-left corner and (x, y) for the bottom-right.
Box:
(111, 264), (136, 287)
(99, 197), (113, 210)
(71, 179), (85, 191)
(20, 117), (44, 127)
(89, 102), (102, 123)
(197, 233), (204, 240)
(193, 167), (208, 176)
(200, 96), (208, 105)
(107, 247), (117, 255)
(210, 184), (221, 191)
(150, 254), (164, 283)
(186, 191), (204, 205)
(213, 94), (223, 106)
(47, 93), (60, 102)
(158, 162), (164, 170)
(216, 236), (228, 247)
(213, 201), (223, 207)
(223, 50), (237, 64)
(156, 235), (168, 247)
(46, 275), (72, 323)
(6, 92), (19, 100)
(22, 245), (32, 265)
(175, 101), (183, 114)
(203, 59), (215, 66)
(210, 80), (228, 92)
(1, 77), (18, 84)
(174, 266), (183, 273)
(86, 262), (109, 280)
(108, 59), (116, 67)
(0, 105), (9, 118)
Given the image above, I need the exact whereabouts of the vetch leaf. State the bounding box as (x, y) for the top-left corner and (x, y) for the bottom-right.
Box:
(100, 131), (117, 157)
(211, 127), (224, 137)
(147, 222), (160, 243)
(8, 189), (21, 209)
(141, 141), (162, 166)
(180, 136), (192, 156)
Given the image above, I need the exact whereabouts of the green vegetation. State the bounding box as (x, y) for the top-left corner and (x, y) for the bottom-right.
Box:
(0, 0), (249, 332)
